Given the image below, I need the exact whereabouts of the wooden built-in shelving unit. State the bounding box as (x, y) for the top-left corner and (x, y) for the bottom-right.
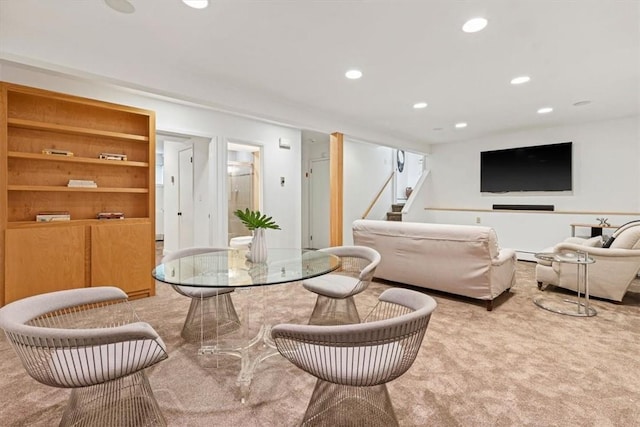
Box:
(0, 82), (156, 305)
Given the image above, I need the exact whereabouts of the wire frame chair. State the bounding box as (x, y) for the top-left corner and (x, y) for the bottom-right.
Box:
(302, 245), (381, 325)
(272, 287), (437, 426)
(0, 286), (168, 426)
(161, 247), (241, 341)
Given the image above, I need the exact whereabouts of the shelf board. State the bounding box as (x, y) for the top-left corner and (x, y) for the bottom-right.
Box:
(8, 185), (149, 193)
(7, 217), (152, 229)
(8, 118), (149, 142)
(8, 151), (149, 167)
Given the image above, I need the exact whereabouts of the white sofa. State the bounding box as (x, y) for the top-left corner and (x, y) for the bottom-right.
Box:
(352, 219), (517, 310)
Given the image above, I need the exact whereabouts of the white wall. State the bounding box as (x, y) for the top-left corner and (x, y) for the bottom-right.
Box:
(343, 139), (394, 245)
(1, 64), (303, 249)
(408, 117), (640, 257)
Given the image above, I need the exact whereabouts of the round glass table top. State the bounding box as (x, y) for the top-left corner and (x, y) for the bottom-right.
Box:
(152, 248), (341, 288)
(534, 251), (595, 265)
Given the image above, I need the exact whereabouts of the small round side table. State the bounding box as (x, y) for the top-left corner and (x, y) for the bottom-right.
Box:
(534, 251), (596, 317)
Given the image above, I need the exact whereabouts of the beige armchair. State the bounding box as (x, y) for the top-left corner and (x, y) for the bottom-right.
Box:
(535, 221), (640, 302)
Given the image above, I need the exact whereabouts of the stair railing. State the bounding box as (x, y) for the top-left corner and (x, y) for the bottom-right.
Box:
(361, 171), (395, 219)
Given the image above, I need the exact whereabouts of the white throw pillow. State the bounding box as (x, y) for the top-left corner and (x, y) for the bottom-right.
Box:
(564, 236), (603, 247)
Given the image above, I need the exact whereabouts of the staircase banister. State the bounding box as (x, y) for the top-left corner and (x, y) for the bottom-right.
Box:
(402, 169), (430, 215)
(361, 171), (395, 219)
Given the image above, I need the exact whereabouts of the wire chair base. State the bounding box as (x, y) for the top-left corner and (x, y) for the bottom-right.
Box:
(181, 293), (241, 342)
(308, 295), (360, 326)
(301, 380), (398, 427)
(60, 370), (166, 427)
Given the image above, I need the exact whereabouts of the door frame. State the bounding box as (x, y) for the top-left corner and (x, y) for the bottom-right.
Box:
(158, 130), (214, 253)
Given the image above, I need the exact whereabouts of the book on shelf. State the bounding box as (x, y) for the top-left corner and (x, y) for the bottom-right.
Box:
(97, 212), (125, 220)
(99, 152), (128, 161)
(36, 211), (71, 222)
(42, 148), (74, 156)
(67, 179), (98, 188)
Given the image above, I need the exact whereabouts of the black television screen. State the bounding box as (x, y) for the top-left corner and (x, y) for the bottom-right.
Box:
(480, 142), (572, 192)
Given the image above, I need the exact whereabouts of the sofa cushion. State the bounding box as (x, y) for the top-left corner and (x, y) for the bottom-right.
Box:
(565, 236), (603, 247)
(602, 219), (640, 248)
(303, 274), (360, 299)
(609, 224), (640, 249)
(603, 220), (640, 249)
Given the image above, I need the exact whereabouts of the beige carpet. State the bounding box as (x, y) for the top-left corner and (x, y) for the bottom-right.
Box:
(1, 260), (639, 426)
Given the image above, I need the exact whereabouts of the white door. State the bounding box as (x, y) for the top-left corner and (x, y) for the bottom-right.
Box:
(309, 158), (330, 249)
(178, 148), (194, 248)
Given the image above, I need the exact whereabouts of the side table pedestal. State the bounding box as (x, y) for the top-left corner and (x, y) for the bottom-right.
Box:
(534, 252), (596, 317)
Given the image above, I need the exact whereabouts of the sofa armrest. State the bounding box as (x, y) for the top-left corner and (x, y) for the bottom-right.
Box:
(492, 248), (517, 266)
(489, 248), (517, 296)
(554, 243), (640, 258)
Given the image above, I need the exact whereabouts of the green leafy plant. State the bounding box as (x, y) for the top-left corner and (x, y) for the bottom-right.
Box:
(233, 208), (281, 231)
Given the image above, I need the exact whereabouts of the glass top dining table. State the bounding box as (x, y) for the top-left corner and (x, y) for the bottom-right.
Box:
(152, 248), (341, 288)
(151, 247), (341, 402)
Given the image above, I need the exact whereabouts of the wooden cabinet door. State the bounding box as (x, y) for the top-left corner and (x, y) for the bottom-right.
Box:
(5, 226), (87, 303)
(91, 221), (154, 298)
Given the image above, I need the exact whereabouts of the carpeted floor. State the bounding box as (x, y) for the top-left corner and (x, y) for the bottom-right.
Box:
(1, 254), (639, 426)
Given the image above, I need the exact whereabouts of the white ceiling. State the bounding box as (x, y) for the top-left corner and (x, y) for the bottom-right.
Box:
(0, 0), (638, 151)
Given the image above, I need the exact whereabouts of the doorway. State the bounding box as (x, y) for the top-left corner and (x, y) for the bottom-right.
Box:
(309, 158), (330, 249)
(227, 142), (261, 240)
(157, 131), (212, 255)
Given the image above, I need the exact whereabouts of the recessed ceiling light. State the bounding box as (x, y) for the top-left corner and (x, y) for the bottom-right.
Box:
(105, 0), (135, 13)
(455, 122), (468, 129)
(182, 0), (209, 9)
(537, 107), (553, 114)
(462, 17), (488, 33)
(510, 76), (531, 85)
(345, 69), (363, 79)
(413, 102), (428, 109)
(573, 100), (592, 107)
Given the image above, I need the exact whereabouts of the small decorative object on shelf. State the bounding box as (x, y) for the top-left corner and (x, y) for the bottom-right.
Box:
(233, 208), (281, 263)
(99, 153), (128, 161)
(42, 148), (73, 156)
(67, 179), (97, 188)
(97, 212), (125, 220)
(36, 211), (71, 222)
(596, 217), (610, 227)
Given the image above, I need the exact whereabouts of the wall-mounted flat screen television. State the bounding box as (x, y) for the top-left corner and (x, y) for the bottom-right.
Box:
(480, 142), (572, 192)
